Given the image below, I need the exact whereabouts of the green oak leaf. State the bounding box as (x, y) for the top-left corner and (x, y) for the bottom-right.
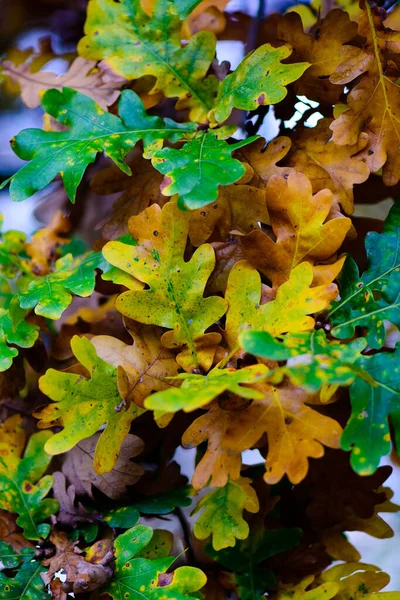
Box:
(99, 524), (207, 599)
(152, 132), (258, 209)
(145, 364), (268, 413)
(0, 561), (47, 600)
(78, 0), (218, 122)
(341, 343), (400, 476)
(0, 299), (39, 372)
(212, 44), (309, 123)
(3, 87), (195, 202)
(18, 250), (105, 319)
(239, 330), (368, 392)
(35, 335), (145, 475)
(206, 528), (302, 600)
(192, 477), (259, 551)
(103, 506), (140, 529)
(0, 425), (59, 541)
(0, 543), (35, 570)
(330, 201), (400, 348)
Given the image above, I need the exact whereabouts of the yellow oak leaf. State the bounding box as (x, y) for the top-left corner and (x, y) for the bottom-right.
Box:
(272, 575), (339, 599)
(241, 172), (351, 289)
(319, 562), (400, 599)
(330, 3), (400, 186)
(103, 202), (228, 366)
(225, 260), (338, 352)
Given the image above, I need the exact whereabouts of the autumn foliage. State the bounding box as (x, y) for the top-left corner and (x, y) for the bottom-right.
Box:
(1, 0), (400, 597)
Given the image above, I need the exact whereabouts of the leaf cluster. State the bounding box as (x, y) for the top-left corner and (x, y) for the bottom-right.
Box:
(1, 0), (400, 598)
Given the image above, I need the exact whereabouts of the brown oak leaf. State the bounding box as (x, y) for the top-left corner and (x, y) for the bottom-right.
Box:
(1, 56), (124, 109)
(330, 3), (400, 186)
(277, 9), (359, 103)
(62, 432), (144, 500)
(288, 118), (370, 213)
(92, 150), (166, 240)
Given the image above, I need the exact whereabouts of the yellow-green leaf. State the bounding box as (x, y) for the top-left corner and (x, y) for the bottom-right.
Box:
(35, 336), (145, 475)
(192, 477), (259, 550)
(103, 202), (227, 366)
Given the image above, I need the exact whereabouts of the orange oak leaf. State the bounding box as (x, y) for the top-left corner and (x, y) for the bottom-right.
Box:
(182, 401), (243, 490)
(240, 172), (351, 290)
(222, 382), (342, 485)
(26, 210), (70, 275)
(330, 2), (400, 186)
(234, 136), (293, 188)
(288, 118), (370, 213)
(277, 9), (359, 103)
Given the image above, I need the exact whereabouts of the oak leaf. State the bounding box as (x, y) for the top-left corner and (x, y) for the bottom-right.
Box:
(4, 87), (194, 202)
(1, 56), (123, 110)
(98, 523), (207, 599)
(182, 401), (243, 489)
(225, 260), (338, 352)
(240, 172), (351, 290)
(18, 250), (108, 320)
(240, 329), (368, 392)
(289, 118), (370, 213)
(103, 202), (228, 366)
(0, 300), (39, 372)
(188, 179), (268, 246)
(211, 43), (309, 123)
(341, 344), (400, 476)
(78, 0), (218, 122)
(91, 151), (166, 240)
(152, 131), (257, 210)
(0, 415), (59, 540)
(319, 562), (400, 599)
(276, 9), (359, 103)
(51, 471), (94, 527)
(35, 335), (145, 475)
(187, 382), (342, 486)
(61, 433), (144, 500)
(330, 3), (400, 186)
(0, 560), (47, 600)
(330, 202), (400, 348)
(145, 364), (268, 413)
(192, 477), (259, 550)
(91, 320), (180, 408)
